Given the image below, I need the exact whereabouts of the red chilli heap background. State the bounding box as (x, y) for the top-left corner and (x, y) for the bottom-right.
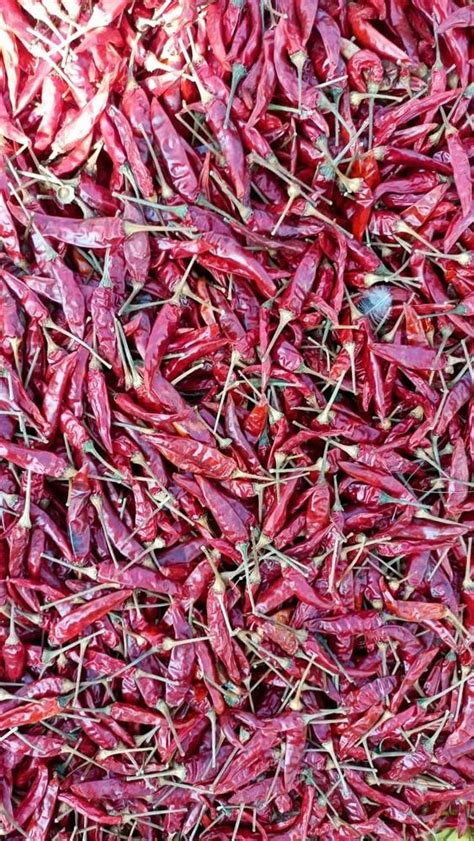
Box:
(0, 0), (473, 838)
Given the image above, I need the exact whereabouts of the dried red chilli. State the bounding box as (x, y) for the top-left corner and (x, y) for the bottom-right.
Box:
(0, 1), (472, 838)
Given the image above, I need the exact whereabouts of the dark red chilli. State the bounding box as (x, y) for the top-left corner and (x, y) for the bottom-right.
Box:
(0, 0), (471, 836)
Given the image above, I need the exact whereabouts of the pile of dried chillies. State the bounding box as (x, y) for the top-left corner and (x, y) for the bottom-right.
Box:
(0, 0), (473, 838)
